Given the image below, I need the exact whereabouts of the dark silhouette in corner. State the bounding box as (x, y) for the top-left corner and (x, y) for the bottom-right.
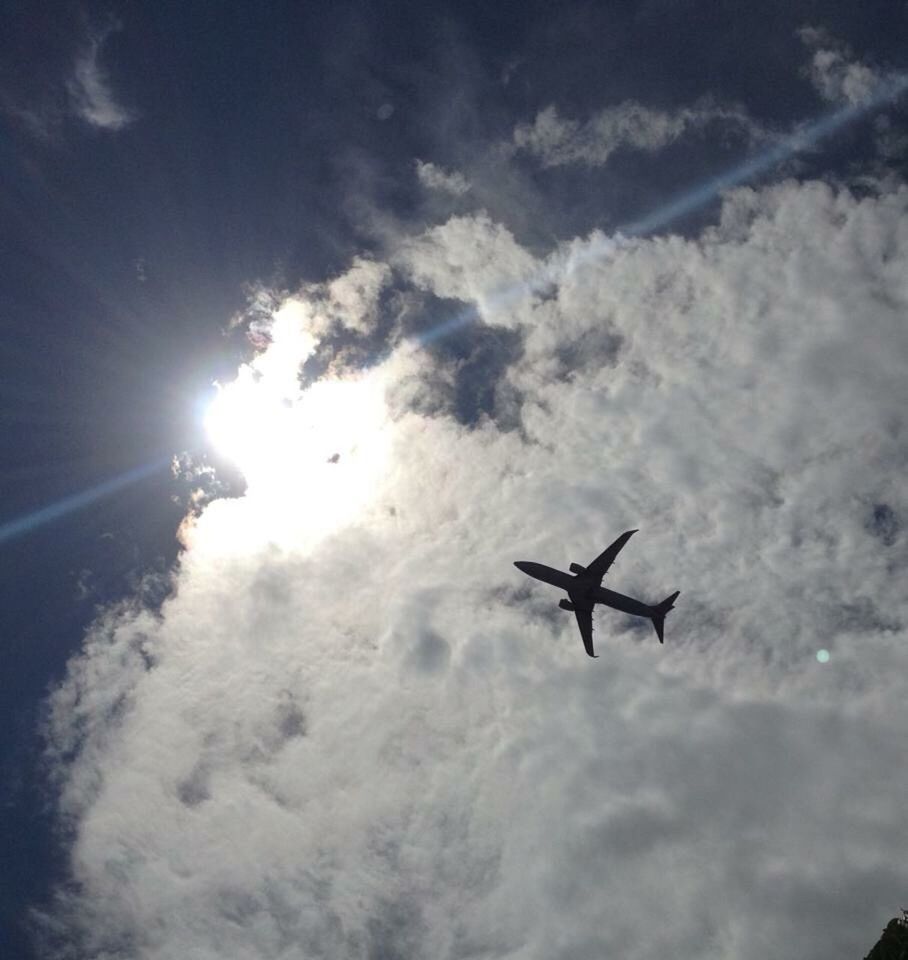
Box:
(863, 911), (908, 960)
(514, 529), (679, 658)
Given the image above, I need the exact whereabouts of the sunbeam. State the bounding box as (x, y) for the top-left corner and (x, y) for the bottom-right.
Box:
(621, 73), (908, 237)
(415, 73), (908, 346)
(0, 459), (171, 545)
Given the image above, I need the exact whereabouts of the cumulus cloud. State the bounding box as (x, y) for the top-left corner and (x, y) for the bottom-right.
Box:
(394, 212), (540, 329)
(39, 178), (908, 959)
(415, 160), (472, 196)
(511, 100), (765, 168)
(798, 26), (884, 106)
(67, 21), (135, 131)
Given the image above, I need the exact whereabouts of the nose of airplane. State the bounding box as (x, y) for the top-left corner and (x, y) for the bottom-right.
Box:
(514, 561), (530, 573)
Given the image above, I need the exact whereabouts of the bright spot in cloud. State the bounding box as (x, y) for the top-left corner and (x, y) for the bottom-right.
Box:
(816, 648), (831, 663)
(202, 302), (391, 552)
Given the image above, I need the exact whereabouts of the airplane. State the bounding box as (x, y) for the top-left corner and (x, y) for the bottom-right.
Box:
(514, 530), (679, 658)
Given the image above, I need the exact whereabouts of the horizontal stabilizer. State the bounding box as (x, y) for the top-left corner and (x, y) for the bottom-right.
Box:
(650, 591), (680, 644)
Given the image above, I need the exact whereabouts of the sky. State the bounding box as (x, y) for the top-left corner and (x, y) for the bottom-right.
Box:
(2, 2), (907, 958)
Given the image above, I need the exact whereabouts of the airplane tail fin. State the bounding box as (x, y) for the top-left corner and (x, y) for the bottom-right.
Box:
(650, 591), (680, 644)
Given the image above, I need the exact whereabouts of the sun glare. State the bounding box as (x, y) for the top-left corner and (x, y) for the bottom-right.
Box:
(203, 348), (391, 550)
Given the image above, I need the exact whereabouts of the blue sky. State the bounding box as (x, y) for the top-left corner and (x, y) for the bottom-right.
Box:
(2, 3), (908, 958)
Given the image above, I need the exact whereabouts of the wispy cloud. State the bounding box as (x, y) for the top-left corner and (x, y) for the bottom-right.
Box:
(67, 21), (135, 131)
(415, 160), (472, 196)
(798, 26), (884, 106)
(0, 93), (60, 141)
(511, 99), (767, 168)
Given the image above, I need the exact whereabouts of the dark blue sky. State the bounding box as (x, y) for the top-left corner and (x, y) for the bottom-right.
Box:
(2, 2), (906, 956)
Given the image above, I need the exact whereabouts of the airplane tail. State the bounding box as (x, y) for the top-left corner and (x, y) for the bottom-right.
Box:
(650, 591), (680, 644)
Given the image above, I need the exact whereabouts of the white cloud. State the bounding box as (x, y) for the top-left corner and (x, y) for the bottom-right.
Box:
(512, 100), (765, 168)
(40, 179), (908, 959)
(395, 212), (538, 326)
(415, 160), (472, 196)
(798, 26), (883, 106)
(324, 257), (391, 334)
(68, 22), (135, 131)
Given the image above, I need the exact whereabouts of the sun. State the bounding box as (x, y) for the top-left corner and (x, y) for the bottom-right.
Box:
(207, 370), (388, 478)
(201, 316), (391, 550)
(203, 370), (391, 547)
(204, 366), (294, 478)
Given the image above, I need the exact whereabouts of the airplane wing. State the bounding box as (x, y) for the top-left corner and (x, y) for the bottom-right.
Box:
(585, 529), (638, 584)
(574, 606), (598, 658)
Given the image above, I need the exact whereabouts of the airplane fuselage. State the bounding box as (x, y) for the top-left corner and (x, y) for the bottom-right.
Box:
(514, 561), (654, 617)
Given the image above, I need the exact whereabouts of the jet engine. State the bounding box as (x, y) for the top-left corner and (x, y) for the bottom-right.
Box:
(558, 599), (575, 611)
(569, 563), (586, 574)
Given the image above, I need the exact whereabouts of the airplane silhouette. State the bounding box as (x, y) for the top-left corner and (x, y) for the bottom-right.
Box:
(514, 530), (679, 657)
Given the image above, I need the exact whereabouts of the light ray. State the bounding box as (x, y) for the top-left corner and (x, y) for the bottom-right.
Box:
(621, 73), (908, 238)
(415, 74), (908, 346)
(0, 459), (171, 545)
